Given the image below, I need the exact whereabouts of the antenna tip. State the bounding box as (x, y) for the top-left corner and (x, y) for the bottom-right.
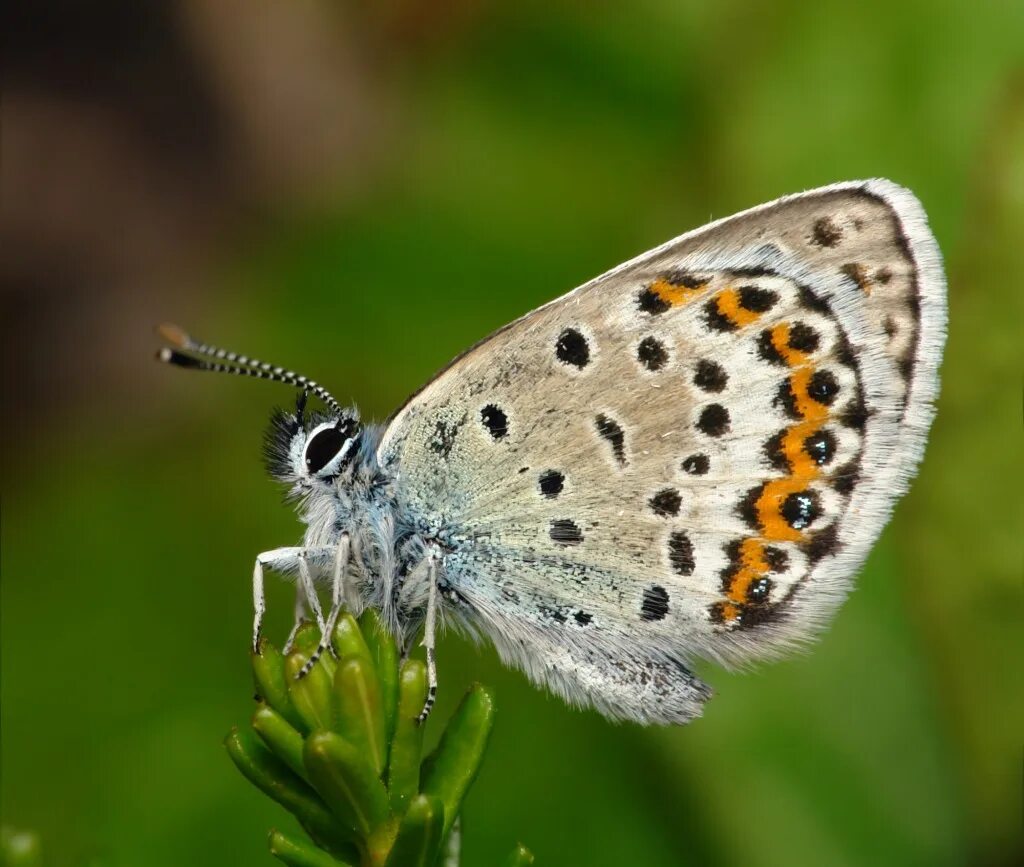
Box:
(157, 348), (204, 369)
(157, 323), (190, 348)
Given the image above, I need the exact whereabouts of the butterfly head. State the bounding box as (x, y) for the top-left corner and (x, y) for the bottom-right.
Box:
(155, 323), (360, 487)
(264, 393), (361, 486)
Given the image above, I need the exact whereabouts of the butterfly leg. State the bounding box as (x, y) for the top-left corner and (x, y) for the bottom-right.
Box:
(417, 550), (441, 724)
(291, 550), (329, 677)
(252, 546), (336, 655)
(282, 580), (309, 654)
(299, 534), (351, 677)
(253, 546), (308, 653)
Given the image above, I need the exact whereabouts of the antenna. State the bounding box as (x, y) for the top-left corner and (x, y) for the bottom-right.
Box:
(156, 324), (347, 417)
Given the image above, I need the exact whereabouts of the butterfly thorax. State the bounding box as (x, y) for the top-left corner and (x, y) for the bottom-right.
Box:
(294, 422), (442, 642)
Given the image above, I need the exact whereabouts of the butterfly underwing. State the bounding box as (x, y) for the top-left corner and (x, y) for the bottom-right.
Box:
(159, 178), (946, 725)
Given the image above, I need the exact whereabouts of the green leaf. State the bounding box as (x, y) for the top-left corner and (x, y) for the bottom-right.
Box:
(286, 651), (336, 733)
(253, 643), (306, 732)
(333, 657), (386, 777)
(224, 727), (357, 857)
(268, 829), (354, 867)
(420, 683), (496, 838)
(381, 795), (445, 867)
(503, 842), (536, 866)
(386, 659), (428, 814)
(360, 609), (399, 745)
(252, 704), (309, 782)
(302, 731), (391, 838)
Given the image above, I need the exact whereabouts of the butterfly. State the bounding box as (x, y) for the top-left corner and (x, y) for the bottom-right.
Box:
(159, 179), (946, 725)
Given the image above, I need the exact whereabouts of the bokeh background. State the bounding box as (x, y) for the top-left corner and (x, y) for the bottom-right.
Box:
(2, 1), (1021, 865)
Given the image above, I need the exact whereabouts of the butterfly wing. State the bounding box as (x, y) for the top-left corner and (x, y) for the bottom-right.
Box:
(377, 179), (945, 723)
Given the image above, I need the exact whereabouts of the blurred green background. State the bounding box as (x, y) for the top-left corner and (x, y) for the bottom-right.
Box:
(2, 1), (1021, 865)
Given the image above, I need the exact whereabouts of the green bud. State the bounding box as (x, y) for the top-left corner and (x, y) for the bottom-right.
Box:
(224, 727), (356, 857)
(286, 651), (335, 733)
(330, 613), (372, 664)
(268, 829), (354, 867)
(386, 659), (427, 814)
(420, 683), (496, 838)
(252, 704), (308, 782)
(302, 731), (390, 839)
(252, 643), (305, 731)
(333, 657), (386, 777)
(359, 610), (399, 744)
(381, 795), (444, 867)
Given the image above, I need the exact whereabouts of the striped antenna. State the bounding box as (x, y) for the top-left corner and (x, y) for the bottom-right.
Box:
(156, 324), (345, 416)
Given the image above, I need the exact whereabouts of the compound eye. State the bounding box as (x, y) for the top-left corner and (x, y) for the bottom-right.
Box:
(304, 427), (346, 474)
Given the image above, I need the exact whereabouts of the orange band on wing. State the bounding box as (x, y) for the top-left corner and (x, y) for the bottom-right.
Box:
(720, 320), (836, 619)
(713, 289), (762, 328)
(648, 277), (704, 307)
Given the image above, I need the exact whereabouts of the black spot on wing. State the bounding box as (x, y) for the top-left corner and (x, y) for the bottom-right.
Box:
(758, 329), (786, 366)
(696, 404), (730, 437)
(831, 460), (860, 495)
(693, 359), (728, 393)
(834, 334), (858, 369)
(804, 428), (837, 466)
(774, 380), (801, 420)
(763, 430), (790, 472)
(668, 532), (695, 576)
(737, 602), (782, 629)
(637, 287), (670, 315)
(595, 414), (627, 466)
(555, 328), (591, 368)
(780, 490), (821, 530)
(649, 488), (682, 517)
(746, 576), (773, 603)
(807, 369), (840, 406)
(640, 585), (670, 621)
(811, 216), (842, 247)
(839, 396), (868, 430)
(637, 336), (669, 371)
(682, 454), (709, 475)
(549, 519), (584, 546)
(539, 469), (565, 498)
(737, 484), (765, 531)
(788, 322), (821, 354)
(480, 404), (508, 440)
(805, 523), (840, 564)
(738, 285), (778, 313)
(799, 284), (832, 314)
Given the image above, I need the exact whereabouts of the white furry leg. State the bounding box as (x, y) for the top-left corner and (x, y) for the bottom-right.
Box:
(293, 551), (328, 678)
(299, 534), (351, 676)
(252, 546), (335, 655)
(252, 557), (266, 653)
(417, 554), (440, 725)
(254, 546), (310, 653)
(282, 581), (308, 655)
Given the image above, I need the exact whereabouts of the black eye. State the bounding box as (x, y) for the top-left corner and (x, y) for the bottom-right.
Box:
(304, 427), (346, 474)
